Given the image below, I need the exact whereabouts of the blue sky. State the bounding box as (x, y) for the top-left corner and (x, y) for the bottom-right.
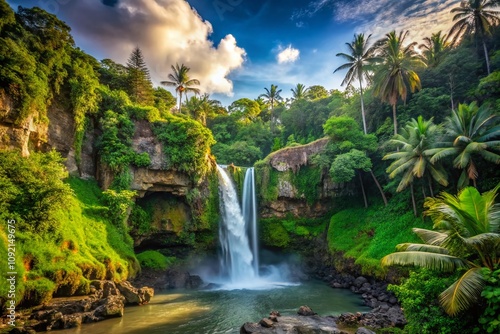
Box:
(7, 0), (460, 105)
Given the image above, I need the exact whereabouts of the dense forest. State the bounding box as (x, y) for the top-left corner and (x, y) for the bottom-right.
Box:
(1, 0), (500, 333)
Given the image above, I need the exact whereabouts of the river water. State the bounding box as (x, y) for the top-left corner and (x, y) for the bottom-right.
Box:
(57, 280), (370, 334)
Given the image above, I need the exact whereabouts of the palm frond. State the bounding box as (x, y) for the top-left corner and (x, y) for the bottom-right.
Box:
(396, 243), (449, 254)
(381, 251), (468, 272)
(412, 228), (448, 245)
(439, 267), (485, 316)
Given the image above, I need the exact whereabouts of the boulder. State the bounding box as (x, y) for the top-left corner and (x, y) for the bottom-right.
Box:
(356, 328), (376, 334)
(297, 306), (316, 316)
(93, 295), (125, 318)
(259, 318), (274, 328)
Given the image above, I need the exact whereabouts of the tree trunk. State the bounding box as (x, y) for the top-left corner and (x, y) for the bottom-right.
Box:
(483, 40), (491, 75)
(421, 182), (426, 199)
(359, 172), (368, 208)
(359, 76), (367, 135)
(178, 91), (183, 114)
(410, 183), (417, 217)
(392, 103), (398, 135)
(428, 176), (434, 197)
(369, 169), (387, 206)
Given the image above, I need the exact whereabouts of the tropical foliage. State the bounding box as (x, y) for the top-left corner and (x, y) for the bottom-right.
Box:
(428, 102), (500, 189)
(381, 185), (500, 316)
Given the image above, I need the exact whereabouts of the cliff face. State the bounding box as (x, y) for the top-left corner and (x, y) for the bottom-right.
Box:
(256, 138), (352, 219)
(0, 92), (217, 253)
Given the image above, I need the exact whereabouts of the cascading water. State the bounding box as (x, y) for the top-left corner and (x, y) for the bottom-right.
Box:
(215, 165), (295, 289)
(217, 165), (256, 283)
(242, 167), (259, 274)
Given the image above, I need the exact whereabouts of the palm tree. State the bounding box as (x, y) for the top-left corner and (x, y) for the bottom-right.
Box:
(291, 83), (309, 101)
(449, 0), (500, 75)
(259, 84), (282, 131)
(383, 116), (448, 216)
(428, 102), (500, 189)
(373, 30), (426, 135)
(419, 31), (451, 67)
(161, 63), (200, 113)
(381, 184), (500, 316)
(334, 33), (378, 134)
(184, 94), (219, 126)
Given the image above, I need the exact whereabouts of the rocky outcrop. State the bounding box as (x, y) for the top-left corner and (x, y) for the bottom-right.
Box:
(0, 92), (48, 157)
(258, 139), (354, 219)
(240, 307), (346, 334)
(268, 138), (329, 173)
(129, 120), (192, 197)
(8, 280), (153, 333)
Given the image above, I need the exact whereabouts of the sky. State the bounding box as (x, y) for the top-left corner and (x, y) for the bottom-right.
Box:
(7, 0), (461, 106)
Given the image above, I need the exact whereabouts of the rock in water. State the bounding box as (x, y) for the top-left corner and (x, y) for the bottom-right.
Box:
(297, 305), (316, 316)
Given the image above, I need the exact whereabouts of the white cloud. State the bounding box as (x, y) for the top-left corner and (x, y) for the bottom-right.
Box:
(277, 45), (300, 64)
(58, 0), (246, 96)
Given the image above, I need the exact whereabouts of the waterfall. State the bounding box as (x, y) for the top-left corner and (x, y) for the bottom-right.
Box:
(242, 168), (259, 274)
(217, 165), (256, 283)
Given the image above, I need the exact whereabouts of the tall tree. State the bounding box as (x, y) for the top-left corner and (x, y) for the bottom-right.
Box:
(373, 30), (425, 135)
(334, 33), (378, 134)
(428, 102), (500, 189)
(323, 116), (388, 206)
(290, 83), (309, 101)
(449, 0), (500, 75)
(126, 47), (154, 105)
(259, 84), (282, 131)
(161, 63), (200, 113)
(419, 31), (451, 67)
(382, 185), (500, 316)
(383, 116), (448, 216)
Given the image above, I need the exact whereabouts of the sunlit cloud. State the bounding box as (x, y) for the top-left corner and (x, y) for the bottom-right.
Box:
(277, 45), (300, 64)
(52, 0), (246, 96)
(296, 0), (461, 43)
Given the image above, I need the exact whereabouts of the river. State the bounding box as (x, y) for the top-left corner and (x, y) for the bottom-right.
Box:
(57, 280), (370, 334)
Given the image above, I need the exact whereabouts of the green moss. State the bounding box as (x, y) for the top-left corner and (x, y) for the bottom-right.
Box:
(21, 278), (56, 306)
(260, 220), (290, 248)
(260, 217), (329, 249)
(226, 164), (245, 197)
(292, 165), (322, 205)
(255, 162), (279, 203)
(137, 250), (175, 270)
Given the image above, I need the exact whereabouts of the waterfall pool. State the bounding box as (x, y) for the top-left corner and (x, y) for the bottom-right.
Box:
(56, 280), (370, 334)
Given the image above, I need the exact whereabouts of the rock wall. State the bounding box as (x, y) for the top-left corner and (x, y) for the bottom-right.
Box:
(257, 138), (354, 219)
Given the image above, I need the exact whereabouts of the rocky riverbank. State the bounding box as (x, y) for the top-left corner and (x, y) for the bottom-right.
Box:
(1, 281), (153, 334)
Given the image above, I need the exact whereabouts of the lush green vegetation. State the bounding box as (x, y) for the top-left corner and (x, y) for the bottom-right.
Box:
(1, 1), (500, 332)
(260, 217), (330, 249)
(136, 251), (176, 271)
(0, 152), (137, 311)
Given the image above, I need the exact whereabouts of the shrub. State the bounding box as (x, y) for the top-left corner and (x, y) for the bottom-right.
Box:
(389, 269), (474, 334)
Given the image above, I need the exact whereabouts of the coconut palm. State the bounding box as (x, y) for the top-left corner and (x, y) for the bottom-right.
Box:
(183, 94), (219, 126)
(259, 84), (282, 131)
(381, 184), (500, 316)
(259, 84), (282, 109)
(428, 102), (500, 189)
(334, 33), (378, 134)
(384, 116), (448, 216)
(419, 31), (451, 67)
(291, 83), (309, 101)
(449, 0), (500, 75)
(161, 63), (200, 113)
(373, 30), (426, 135)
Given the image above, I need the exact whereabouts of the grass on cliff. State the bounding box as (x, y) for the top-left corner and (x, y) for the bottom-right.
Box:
(327, 192), (431, 278)
(0, 151), (139, 311)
